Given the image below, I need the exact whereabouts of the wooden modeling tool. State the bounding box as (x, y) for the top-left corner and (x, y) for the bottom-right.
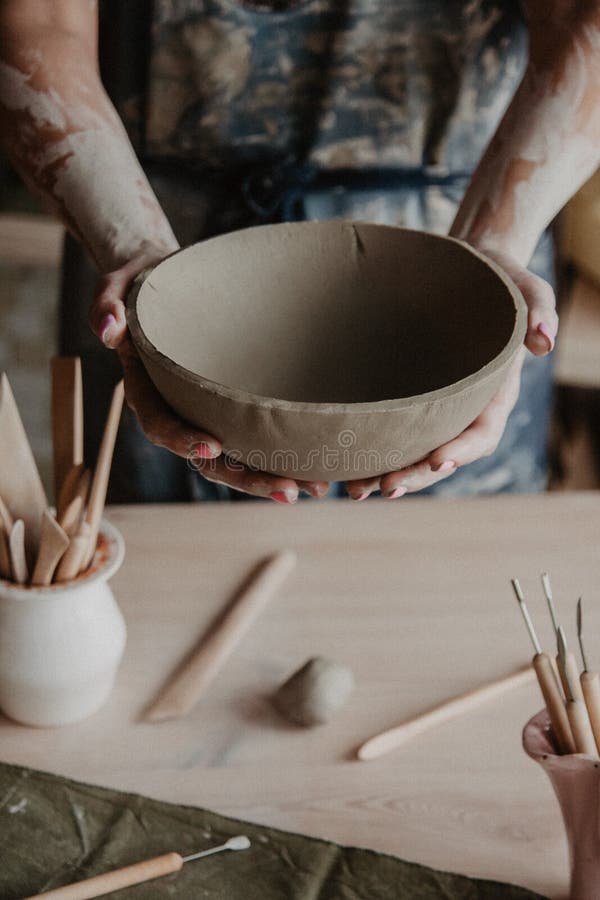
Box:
(56, 463), (84, 522)
(0, 524), (11, 580)
(0, 492), (14, 533)
(31, 511), (70, 587)
(557, 625), (597, 756)
(8, 519), (28, 585)
(51, 357), (83, 504)
(145, 549), (297, 722)
(577, 598), (600, 754)
(0, 374), (47, 559)
(512, 579), (575, 754)
(357, 665), (534, 761)
(58, 493), (84, 537)
(54, 522), (92, 583)
(82, 381), (124, 570)
(24, 835), (251, 900)
(541, 572), (584, 703)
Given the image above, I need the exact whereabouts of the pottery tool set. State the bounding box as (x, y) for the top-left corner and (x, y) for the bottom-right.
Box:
(0, 360), (123, 587)
(512, 574), (600, 756)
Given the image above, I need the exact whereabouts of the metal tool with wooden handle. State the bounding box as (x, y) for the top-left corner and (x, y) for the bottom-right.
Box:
(512, 578), (575, 754)
(51, 357), (83, 505)
(357, 665), (535, 761)
(558, 626), (597, 756)
(0, 374), (47, 560)
(577, 598), (600, 754)
(24, 835), (251, 900)
(541, 572), (584, 703)
(145, 549), (297, 721)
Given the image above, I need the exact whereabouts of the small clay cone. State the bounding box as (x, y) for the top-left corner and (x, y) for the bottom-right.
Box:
(272, 656), (355, 727)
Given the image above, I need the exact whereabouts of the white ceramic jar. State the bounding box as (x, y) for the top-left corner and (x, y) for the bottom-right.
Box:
(0, 519), (126, 727)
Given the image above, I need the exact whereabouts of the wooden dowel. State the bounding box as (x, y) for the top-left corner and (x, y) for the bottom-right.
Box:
(24, 851), (183, 900)
(357, 665), (535, 761)
(144, 549), (297, 722)
(51, 357), (83, 504)
(31, 511), (70, 587)
(566, 698), (598, 756)
(533, 652), (576, 754)
(8, 519), (28, 585)
(54, 523), (91, 583)
(82, 381), (124, 569)
(580, 671), (600, 754)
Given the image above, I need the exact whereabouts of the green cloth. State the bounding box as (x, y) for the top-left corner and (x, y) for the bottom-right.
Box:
(0, 762), (546, 899)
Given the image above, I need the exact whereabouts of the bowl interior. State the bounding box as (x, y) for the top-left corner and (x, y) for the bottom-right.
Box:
(134, 223), (520, 404)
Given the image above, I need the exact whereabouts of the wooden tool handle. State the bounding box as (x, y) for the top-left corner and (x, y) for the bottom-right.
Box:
(24, 852), (183, 900)
(557, 651), (584, 703)
(82, 381), (124, 569)
(54, 523), (91, 583)
(56, 463), (84, 522)
(51, 357), (83, 504)
(8, 519), (28, 585)
(145, 549), (297, 721)
(356, 665), (535, 761)
(0, 492), (14, 533)
(581, 671), (600, 754)
(533, 652), (575, 755)
(0, 524), (11, 580)
(566, 698), (598, 756)
(31, 511), (70, 587)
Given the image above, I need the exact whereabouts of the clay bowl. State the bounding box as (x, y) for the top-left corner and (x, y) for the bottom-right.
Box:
(127, 222), (527, 482)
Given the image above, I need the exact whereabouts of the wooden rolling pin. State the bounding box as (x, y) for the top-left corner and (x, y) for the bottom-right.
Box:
(145, 549), (297, 721)
(24, 835), (251, 900)
(357, 665), (535, 761)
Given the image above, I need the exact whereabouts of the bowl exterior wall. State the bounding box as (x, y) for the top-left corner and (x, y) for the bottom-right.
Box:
(138, 350), (515, 481)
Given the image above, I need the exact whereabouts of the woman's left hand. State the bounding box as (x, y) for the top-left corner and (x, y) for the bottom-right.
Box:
(344, 246), (559, 500)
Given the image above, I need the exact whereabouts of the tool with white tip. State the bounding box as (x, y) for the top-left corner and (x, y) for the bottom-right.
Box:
(24, 835), (251, 899)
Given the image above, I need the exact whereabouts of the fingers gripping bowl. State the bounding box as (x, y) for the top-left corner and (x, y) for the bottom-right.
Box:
(126, 222), (527, 482)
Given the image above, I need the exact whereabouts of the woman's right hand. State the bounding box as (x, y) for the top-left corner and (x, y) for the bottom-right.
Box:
(88, 247), (328, 502)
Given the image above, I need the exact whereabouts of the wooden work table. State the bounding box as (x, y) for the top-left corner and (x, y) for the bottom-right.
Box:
(3, 492), (599, 899)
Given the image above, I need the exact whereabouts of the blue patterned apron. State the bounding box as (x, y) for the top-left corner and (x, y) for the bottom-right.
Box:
(60, 0), (553, 500)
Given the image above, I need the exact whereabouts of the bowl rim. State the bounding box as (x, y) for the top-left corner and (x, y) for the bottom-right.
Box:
(127, 222), (528, 414)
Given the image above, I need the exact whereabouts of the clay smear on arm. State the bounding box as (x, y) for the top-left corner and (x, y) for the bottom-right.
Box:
(0, 0), (178, 272)
(451, 1), (600, 266)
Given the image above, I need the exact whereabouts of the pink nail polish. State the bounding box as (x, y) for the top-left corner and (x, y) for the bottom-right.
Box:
(351, 492), (370, 501)
(99, 313), (117, 345)
(431, 460), (456, 473)
(193, 441), (216, 459)
(537, 322), (555, 352)
(383, 486), (407, 499)
(271, 491), (296, 504)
